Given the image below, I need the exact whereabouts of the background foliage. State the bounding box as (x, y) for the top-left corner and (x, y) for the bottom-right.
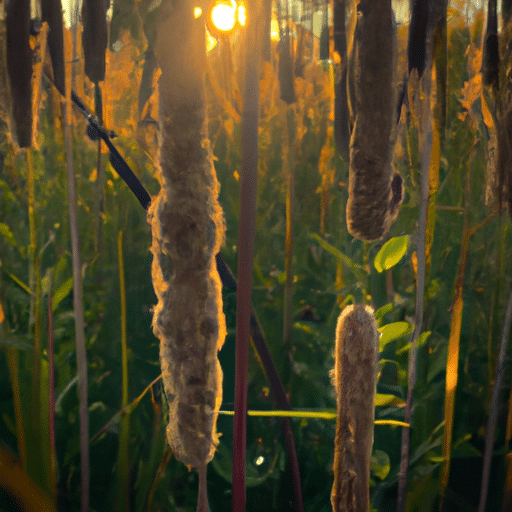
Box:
(1, 1), (512, 511)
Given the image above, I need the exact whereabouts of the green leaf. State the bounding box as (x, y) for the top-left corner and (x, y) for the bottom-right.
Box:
(375, 303), (393, 324)
(375, 393), (405, 406)
(0, 335), (33, 351)
(310, 233), (365, 272)
(7, 273), (32, 295)
(396, 330), (432, 355)
(426, 279), (440, 300)
(0, 222), (17, 246)
(52, 277), (73, 311)
(41, 267), (52, 296)
(379, 321), (413, 351)
(371, 449), (391, 480)
(373, 235), (409, 273)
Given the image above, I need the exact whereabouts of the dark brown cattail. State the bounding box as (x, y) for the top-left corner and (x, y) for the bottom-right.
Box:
(5, 0), (32, 148)
(333, 0), (350, 162)
(331, 305), (379, 512)
(407, 0), (429, 78)
(41, 0), (65, 97)
(81, 0), (109, 84)
(346, 0), (402, 242)
(482, 0), (499, 88)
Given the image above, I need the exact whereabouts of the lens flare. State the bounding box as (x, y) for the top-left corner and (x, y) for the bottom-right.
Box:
(237, 4), (246, 26)
(210, 2), (236, 32)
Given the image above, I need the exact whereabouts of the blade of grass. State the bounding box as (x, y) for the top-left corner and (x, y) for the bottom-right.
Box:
(90, 374), (163, 445)
(0, 444), (57, 512)
(478, 289), (512, 512)
(27, 147), (45, 491)
(145, 447), (173, 512)
(47, 295), (57, 499)
(62, 26), (89, 512)
(134, 383), (165, 512)
(219, 409), (409, 426)
(439, 156), (495, 507)
(116, 230), (130, 512)
(4, 347), (26, 469)
(1, 253), (25, 471)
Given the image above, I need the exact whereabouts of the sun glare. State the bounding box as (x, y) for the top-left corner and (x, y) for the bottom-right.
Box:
(210, 2), (237, 32)
(270, 17), (279, 41)
(237, 4), (246, 27)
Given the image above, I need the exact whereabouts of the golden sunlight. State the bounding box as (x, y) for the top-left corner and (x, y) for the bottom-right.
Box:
(210, 1), (237, 33)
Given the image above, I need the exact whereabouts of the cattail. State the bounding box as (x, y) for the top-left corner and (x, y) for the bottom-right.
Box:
(150, 0), (226, 473)
(331, 305), (379, 512)
(5, 0), (32, 148)
(346, 0), (402, 241)
(81, 0), (108, 84)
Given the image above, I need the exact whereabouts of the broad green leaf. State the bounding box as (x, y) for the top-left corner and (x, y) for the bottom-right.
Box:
(379, 321), (413, 351)
(371, 449), (391, 480)
(375, 303), (393, 324)
(0, 222), (17, 246)
(396, 330), (432, 355)
(52, 277), (73, 311)
(374, 235), (409, 273)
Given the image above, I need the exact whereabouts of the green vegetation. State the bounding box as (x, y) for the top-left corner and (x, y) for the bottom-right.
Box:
(0, 2), (511, 512)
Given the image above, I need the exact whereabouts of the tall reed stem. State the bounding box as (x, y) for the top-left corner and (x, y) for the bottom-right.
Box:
(397, 64), (432, 512)
(48, 296), (57, 499)
(63, 27), (89, 512)
(116, 230), (130, 511)
(232, 6), (260, 511)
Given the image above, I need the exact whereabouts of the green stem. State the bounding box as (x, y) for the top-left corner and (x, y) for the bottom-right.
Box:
(5, 347), (26, 469)
(48, 296), (57, 499)
(63, 57), (89, 512)
(116, 230), (130, 512)
(283, 107), (295, 348)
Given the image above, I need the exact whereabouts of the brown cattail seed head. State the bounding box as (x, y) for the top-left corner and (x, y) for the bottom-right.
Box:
(331, 305), (379, 512)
